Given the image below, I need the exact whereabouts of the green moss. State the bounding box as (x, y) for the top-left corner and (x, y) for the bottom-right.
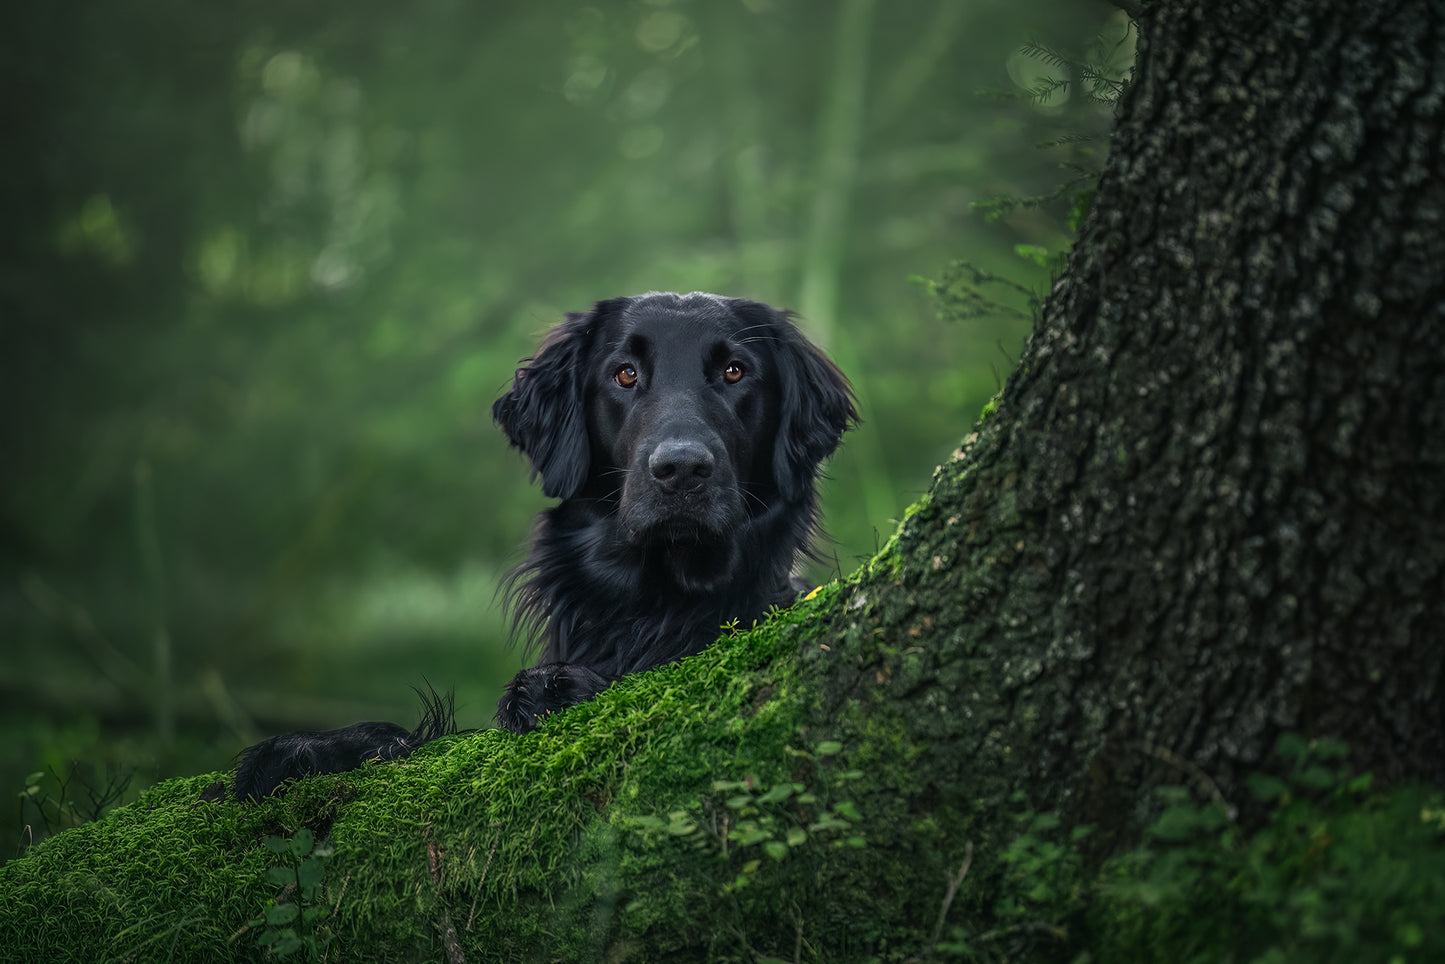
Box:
(0, 593), (843, 961)
(979, 395), (1000, 424)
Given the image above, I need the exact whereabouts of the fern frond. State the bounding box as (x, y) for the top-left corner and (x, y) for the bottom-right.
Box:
(1027, 78), (1071, 106)
(1019, 41), (1079, 71)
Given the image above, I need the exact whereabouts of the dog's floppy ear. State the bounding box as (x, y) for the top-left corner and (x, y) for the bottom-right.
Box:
(493, 304), (611, 500)
(739, 303), (858, 502)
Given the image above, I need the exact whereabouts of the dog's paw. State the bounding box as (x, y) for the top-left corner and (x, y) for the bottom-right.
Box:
(496, 663), (611, 733)
(233, 721), (415, 800)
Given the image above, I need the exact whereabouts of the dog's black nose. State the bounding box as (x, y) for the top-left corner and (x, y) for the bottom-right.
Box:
(649, 439), (714, 492)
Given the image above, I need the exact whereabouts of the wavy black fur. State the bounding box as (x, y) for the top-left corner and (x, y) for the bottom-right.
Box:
(232, 292), (853, 799)
(233, 685), (454, 800)
(492, 293), (855, 731)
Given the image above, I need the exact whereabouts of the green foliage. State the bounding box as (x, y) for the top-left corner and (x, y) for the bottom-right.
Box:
(918, 20), (1134, 330)
(929, 736), (1445, 963)
(247, 828), (335, 959)
(914, 259), (1044, 325)
(623, 740), (868, 960)
(629, 739), (867, 884)
(1093, 736), (1445, 963)
(1017, 30), (1136, 107)
(921, 163), (1092, 323)
(933, 808), (1088, 961)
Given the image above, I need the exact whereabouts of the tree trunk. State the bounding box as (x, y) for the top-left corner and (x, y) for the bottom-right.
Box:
(816, 0), (1445, 846)
(2, 0), (1441, 959)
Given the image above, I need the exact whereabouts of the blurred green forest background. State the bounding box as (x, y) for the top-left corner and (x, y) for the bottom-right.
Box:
(2, 0), (1126, 848)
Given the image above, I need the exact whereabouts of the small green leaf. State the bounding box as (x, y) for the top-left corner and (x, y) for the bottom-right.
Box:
(1247, 773), (1291, 802)
(1295, 765), (1337, 791)
(1149, 805), (1208, 842)
(298, 858), (325, 890)
(263, 836), (292, 854)
(290, 828), (314, 857)
(833, 800), (862, 822)
(815, 741), (844, 757)
(763, 840), (789, 861)
(1032, 812), (1062, 832)
(1274, 731), (1309, 763)
(264, 903), (299, 925)
(271, 934), (304, 957)
(266, 867), (296, 886)
(786, 827), (807, 847)
(758, 784), (795, 805)
(1013, 243), (1052, 267)
(1346, 773), (1374, 794)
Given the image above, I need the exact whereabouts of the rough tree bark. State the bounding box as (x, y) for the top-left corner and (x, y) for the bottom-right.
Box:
(825, 0), (1445, 844)
(2, 0), (1441, 959)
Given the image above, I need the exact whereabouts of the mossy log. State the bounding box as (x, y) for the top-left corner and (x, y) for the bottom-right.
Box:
(3, 0), (1443, 959)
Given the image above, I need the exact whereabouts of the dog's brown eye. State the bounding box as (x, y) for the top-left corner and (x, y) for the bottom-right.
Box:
(723, 362), (745, 384)
(615, 365), (638, 388)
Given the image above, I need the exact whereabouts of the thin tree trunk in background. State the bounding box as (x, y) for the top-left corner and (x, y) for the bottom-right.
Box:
(797, 0), (872, 343)
(870, 0), (971, 128)
(797, 0), (899, 542)
(714, 9), (777, 299)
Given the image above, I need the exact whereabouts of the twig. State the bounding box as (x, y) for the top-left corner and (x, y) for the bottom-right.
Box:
(1139, 741), (1238, 820)
(928, 842), (974, 950)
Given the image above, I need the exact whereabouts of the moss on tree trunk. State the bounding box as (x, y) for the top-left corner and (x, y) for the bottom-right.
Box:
(3, 0), (1442, 960)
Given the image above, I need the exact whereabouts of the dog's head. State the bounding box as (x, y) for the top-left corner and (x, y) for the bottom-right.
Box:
(494, 292), (856, 548)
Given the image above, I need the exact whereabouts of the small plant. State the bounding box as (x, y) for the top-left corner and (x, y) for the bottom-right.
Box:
(932, 805), (1091, 960)
(1094, 735), (1445, 962)
(626, 739), (867, 958)
(918, 21), (1136, 329)
(929, 735), (1445, 962)
(248, 828), (334, 959)
(630, 740), (866, 888)
(1014, 29), (1135, 109)
(16, 763), (133, 852)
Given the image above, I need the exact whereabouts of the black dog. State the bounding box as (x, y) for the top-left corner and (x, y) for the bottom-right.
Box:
(234, 292), (855, 799)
